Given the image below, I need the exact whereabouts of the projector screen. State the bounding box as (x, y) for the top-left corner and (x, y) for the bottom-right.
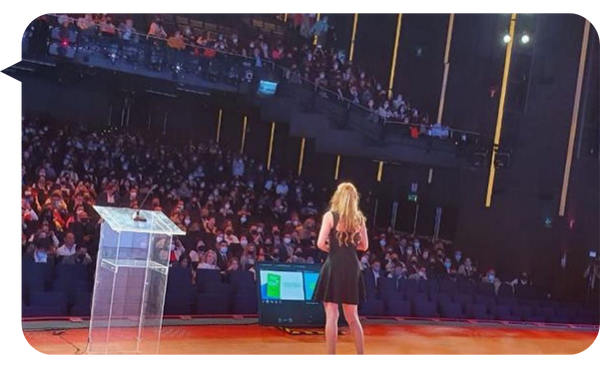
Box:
(257, 262), (330, 327)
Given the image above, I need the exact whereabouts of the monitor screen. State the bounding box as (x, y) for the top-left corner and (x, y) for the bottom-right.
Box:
(257, 80), (278, 96)
(257, 262), (329, 327)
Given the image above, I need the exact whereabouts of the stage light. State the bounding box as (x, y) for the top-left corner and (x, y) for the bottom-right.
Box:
(503, 34), (512, 44)
(61, 39), (68, 47)
(521, 34), (530, 44)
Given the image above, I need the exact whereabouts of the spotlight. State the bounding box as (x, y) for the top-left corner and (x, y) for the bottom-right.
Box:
(61, 39), (68, 47)
(109, 53), (117, 62)
(503, 34), (511, 44)
(521, 34), (530, 44)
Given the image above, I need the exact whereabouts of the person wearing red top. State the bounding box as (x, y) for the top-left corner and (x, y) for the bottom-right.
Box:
(410, 126), (420, 139)
(271, 47), (284, 60)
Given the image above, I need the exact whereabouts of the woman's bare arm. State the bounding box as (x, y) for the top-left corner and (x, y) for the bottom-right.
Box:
(357, 222), (369, 252)
(317, 211), (333, 252)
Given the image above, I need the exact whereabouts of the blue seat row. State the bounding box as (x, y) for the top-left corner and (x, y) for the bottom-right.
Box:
(358, 297), (599, 324)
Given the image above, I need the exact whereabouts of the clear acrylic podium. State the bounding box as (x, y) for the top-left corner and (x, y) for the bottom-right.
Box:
(88, 206), (185, 354)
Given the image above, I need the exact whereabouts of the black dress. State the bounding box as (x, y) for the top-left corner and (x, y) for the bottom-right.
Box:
(313, 211), (366, 305)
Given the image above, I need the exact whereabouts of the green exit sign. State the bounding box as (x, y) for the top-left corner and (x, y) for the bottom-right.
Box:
(408, 194), (418, 202)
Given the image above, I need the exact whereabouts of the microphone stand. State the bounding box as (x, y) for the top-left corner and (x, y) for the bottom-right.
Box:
(133, 185), (157, 222)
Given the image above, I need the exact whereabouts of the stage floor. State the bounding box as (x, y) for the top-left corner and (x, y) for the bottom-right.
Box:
(23, 320), (598, 354)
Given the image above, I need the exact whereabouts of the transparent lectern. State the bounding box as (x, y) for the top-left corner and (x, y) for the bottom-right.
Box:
(88, 206), (185, 354)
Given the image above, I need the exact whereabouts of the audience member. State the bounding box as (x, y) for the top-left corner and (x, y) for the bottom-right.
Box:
(198, 250), (219, 270)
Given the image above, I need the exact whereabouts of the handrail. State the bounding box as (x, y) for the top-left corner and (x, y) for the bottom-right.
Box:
(44, 13), (279, 70)
(39, 13), (483, 140)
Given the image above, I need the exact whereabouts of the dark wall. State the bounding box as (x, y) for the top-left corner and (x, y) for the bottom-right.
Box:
(352, 14), (398, 85)
(21, 68), (113, 127)
(451, 15), (599, 293)
(394, 14), (447, 120)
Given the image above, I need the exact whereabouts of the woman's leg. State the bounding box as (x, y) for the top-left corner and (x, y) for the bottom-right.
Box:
(324, 302), (339, 354)
(342, 303), (364, 354)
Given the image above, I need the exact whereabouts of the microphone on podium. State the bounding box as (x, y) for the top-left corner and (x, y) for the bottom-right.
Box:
(132, 184), (158, 222)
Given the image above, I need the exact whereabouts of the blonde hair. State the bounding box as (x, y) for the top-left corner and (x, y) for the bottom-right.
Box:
(202, 250), (217, 265)
(329, 182), (365, 246)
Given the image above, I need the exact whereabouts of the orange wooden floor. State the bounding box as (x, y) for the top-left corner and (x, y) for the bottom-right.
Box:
(24, 323), (598, 354)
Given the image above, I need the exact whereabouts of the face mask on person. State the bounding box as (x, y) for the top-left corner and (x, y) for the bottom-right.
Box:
(414, 241), (420, 249)
(455, 253), (462, 262)
(216, 236), (223, 243)
(488, 274), (495, 282)
(220, 246), (228, 254)
(241, 216), (247, 224)
(240, 239), (248, 246)
(444, 261), (451, 269)
(284, 237), (291, 244)
(361, 257), (369, 265)
(380, 239), (386, 247)
(184, 218), (191, 226)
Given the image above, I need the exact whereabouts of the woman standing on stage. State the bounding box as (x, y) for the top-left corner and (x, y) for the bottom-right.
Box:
(313, 182), (368, 354)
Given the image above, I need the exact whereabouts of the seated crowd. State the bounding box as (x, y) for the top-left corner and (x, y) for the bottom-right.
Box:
(46, 14), (434, 132)
(23, 116), (515, 292)
(23, 117), (600, 325)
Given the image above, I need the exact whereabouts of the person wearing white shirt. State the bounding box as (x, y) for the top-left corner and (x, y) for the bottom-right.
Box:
(57, 232), (77, 257)
(276, 180), (289, 196)
(224, 227), (240, 245)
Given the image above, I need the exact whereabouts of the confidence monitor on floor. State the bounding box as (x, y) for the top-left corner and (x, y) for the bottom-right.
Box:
(256, 262), (348, 327)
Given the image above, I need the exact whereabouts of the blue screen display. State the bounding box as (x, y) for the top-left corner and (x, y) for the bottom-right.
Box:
(257, 263), (326, 326)
(258, 80), (278, 96)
